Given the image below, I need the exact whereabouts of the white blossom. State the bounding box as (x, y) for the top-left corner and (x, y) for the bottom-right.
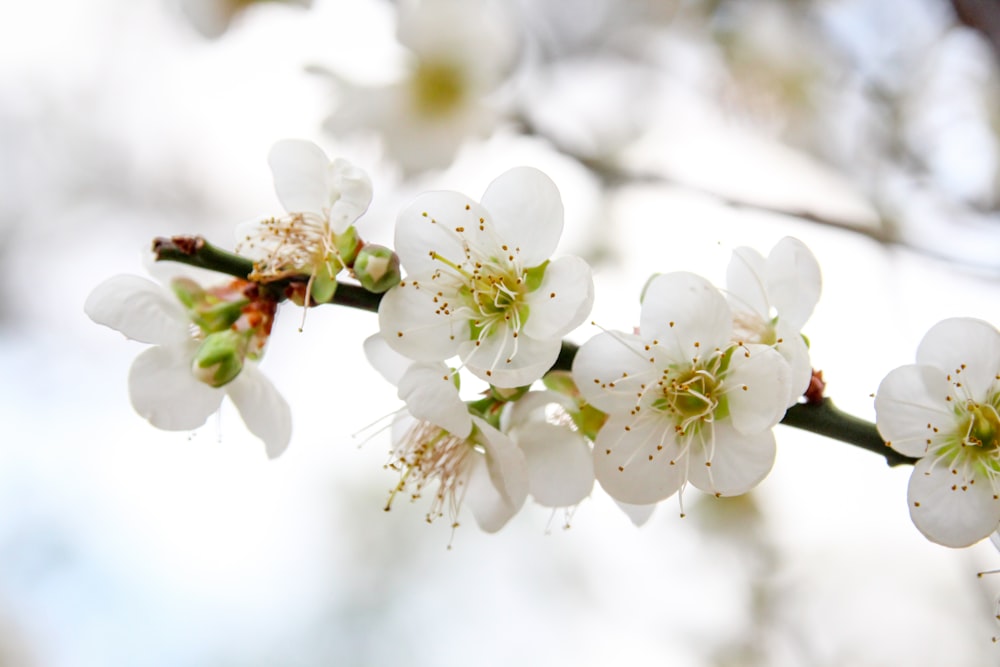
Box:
(726, 236), (821, 406)
(324, 0), (516, 174)
(378, 166), (593, 388)
(236, 140), (372, 301)
(85, 274), (291, 458)
(573, 272), (791, 507)
(875, 317), (1000, 547)
(364, 335), (528, 532)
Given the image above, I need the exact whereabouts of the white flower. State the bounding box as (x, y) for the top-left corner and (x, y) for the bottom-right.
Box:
(726, 236), (821, 406)
(324, 0), (515, 174)
(378, 166), (594, 388)
(85, 274), (291, 458)
(236, 140), (372, 300)
(502, 391), (595, 510)
(572, 272), (791, 506)
(364, 335), (529, 532)
(875, 317), (1000, 547)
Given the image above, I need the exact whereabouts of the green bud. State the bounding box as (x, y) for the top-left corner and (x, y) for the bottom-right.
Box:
(171, 277), (206, 310)
(191, 330), (246, 387)
(354, 244), (401, 293)
(336, 225), (362, 267)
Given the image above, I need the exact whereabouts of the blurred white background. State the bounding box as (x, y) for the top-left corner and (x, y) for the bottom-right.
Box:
(3, 0), (1000, 665)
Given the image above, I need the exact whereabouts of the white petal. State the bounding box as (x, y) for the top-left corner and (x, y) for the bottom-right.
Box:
(774, 322), (812, 406)
(514, 422), (594, 507)
(128, 344), (222, 430)
(875, 364), (956, 458)
(615, 501), (657, 527)
(326, 158), (373, 234)
(766, 237), (821, 331)
(460, 330), (561, 388)
(522, 256), (594, 340)
(363, 333), (413, 386)
(465, 418), (528, 532)
(685, 422), (776, 496)
(479, 167), (564, 267)
(504, 390), (577, 430)
(268, 139), (333, 217)
(394, 190), (493, 274)
(640, 272), (732, 359)
(226, 364), (292, 459)
(378, 279), (466, 362)
(725, 246), (769, 320)
(86, 275), (189, 345)
(572, 331), (654, 414)
(397, 363), (471, 438)
(907, 456), (1000, 547)
(917, 317), (1000, 401)
(593, 412), (684, 505)
(725, 344), (791, 435)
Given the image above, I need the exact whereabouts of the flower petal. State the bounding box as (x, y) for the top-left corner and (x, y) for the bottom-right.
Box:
(397, 363), (472, 438)
(514, 422), (594, 507)
(774, 322), (812, 406)
(479, 167), (564, 267)
(326, 157), (373, 234)
(640, 272), (732, 358)
(268, 139), (333, 217)
(393, 190), (492, 274)
(522, 255), (594, 340)
(615, 501), (657, 527)
(459, 328), (560, 388)
(766, 237), (821, 331)
(378, 278), (466, 362)
(725, 246), (769, 320)
(593, 412), (683, 505)
(86, 275), (189, 345)
(363, 333), (413, 386)
(875, 364), (955, 458)
(725, 344), (791, 435)
(465, 417), (528, 532)
(572, 331), (654, 414)
(916, 317), (1000, 401)
(226, 364), (292, 459)
(128, 344), (222, 430)
(907, 456), (1000, 547)
(685, 422), (776, 496)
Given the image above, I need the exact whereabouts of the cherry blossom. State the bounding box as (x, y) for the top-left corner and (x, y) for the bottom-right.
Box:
(572, 272), (791, 507)
(85, 273), (291, 458)
(875, 317), (1000, 547)
(726, 236), (821, 406)
(378, 166), (593, 388)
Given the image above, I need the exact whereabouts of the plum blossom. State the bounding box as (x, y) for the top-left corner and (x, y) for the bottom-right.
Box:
(236, 139), (372, 303)
(85, 273), (291, 458)
(364, 335), (528, 532)
(875, 317), (1000, 547)
(726, 236), (821, 406)
(323, 0), (516, 174)
(572, 272), (791, 507)
(378, 166), (593, 388)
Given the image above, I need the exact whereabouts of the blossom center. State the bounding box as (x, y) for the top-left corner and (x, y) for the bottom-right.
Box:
(237, 212), (337, 280)
(386, 420), (476, 524)
(966, 402), (1000, 449)
(651, 361), (722, 434)
(432, 250), (527, 342)
(411, 60), (465, 116)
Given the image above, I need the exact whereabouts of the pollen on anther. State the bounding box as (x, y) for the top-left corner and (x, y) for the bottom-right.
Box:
(464, 204), (470, 210)
(669, 322), (675, 328)
(397, 332), (404, 337)
(618, 466), (624, 472)
(742, 385), (748, 391)
(914, 501), (921, 507)
(550, 292), (556, 298)
(455, 226), (465, 232)
(605, 449), (611, 455)
(421, 212), (428, 217)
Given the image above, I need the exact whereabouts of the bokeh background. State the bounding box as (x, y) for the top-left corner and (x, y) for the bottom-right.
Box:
(3, 0), (1000, 664)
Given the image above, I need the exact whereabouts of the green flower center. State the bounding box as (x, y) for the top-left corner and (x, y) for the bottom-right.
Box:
(412, 60), (466, 116)
(651, 360), (724, 435)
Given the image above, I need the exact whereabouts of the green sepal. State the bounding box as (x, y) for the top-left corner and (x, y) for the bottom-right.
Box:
(524, 260), (549, 292)
(192, 330), (246, 387)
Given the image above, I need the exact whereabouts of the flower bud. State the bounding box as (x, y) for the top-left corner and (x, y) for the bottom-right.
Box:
(191, 330), (246, 387)
(354, 244), (401, 293)
(336, 225), (362, 267)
